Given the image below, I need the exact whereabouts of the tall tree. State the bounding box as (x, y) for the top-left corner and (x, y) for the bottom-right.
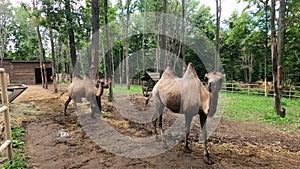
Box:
(161, 0), (167, 69)
(277, 0), (285, 88)
(91, 0), (100, 79)
(0, 0), (13, 64)
(32, 0), (47, 89)
(125, 0), (131, 90)
(65, 0), (77, 76)
(142, 0), (146, 73)
(215, 0), (221, 71)
(104, 0), (113, 100)
(270, 0), (285, 117)
(49, 28), (58, 93)
(181, 0), (186, 73)
(264, 0), (269, 96)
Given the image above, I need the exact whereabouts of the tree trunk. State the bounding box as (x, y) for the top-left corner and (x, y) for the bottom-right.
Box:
(156, 34), (160, 72)
(271, 0), (285, 117)
(161, 0), (167, 69)
(49, 28), (58, 93)
(142, 0), (146, 73)
(104, 0), (113, 100)
(264, 0), (269, 97)
(181, 0), (186, 73)
(102, 43), (107, 79)
(66, 0), (77, 76)
(32, 0), (47, 88)
(61, 44), (66, 83)
(215, 0), (221, 71)
(36, 26), (45, 88)
(277, 0), (286, 88)
(125, 0), (131, 90)
(119, 50), (122, 84)
(91, 0), (100, 80)
(67, 42), (74, 79)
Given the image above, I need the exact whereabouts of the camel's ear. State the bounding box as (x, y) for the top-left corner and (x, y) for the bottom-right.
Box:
(205, 73), (209, 78)
(204, 73), (209, 81)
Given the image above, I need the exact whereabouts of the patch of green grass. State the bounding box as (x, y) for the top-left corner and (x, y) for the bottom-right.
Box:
(111, 84), (143, 94)
(224, 93), (300, 131)
(1, 126), (27, 169)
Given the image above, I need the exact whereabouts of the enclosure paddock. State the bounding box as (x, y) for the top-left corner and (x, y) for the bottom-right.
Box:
(0, 83), (298, 168)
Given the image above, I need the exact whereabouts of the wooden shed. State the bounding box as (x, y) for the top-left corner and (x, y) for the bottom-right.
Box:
(1, 58), (52, 84)
(141, 71), (160, 96)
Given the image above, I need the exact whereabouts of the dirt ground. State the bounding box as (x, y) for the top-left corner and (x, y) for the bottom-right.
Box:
(5, 84), (300, 168)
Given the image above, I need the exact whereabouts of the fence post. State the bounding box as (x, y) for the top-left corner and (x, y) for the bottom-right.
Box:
(289, 85), (291, 99)
(0, 68), (13, 161)
(248, 83), (250, 95)
(264, 77), (268, 97)
(231, 83), (233, 93)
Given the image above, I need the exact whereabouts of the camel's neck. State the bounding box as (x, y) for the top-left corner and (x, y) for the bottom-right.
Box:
(209, 91), (219, 117)
(198, 80), (209, 96)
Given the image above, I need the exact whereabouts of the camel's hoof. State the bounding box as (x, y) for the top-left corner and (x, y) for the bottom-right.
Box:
(183, 147), (193, 153)
(203, 154), (213, 164)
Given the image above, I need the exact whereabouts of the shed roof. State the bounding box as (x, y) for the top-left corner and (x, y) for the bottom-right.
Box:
(141, 71), (160, 82)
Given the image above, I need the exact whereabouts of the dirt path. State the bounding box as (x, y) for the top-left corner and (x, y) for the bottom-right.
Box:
(12, 85), (300, 168)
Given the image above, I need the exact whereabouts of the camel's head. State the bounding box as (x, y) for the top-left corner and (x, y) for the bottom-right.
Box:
(205, 72), (225, 93)
(205, 72), (225, 117)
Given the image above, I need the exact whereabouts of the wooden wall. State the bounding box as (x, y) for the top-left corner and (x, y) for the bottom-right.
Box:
(1, 59), (52, 84)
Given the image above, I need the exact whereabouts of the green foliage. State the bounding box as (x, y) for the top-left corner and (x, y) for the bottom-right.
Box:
(3, 0), (300, 85)
(1, 127), (27, 169)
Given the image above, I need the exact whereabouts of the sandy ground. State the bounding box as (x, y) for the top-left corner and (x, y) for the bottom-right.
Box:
(3, 84), (299, 168)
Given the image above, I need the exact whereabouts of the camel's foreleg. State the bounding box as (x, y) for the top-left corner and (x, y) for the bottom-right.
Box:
(199, 111), (211, 164)
(89, 96), (100, 118)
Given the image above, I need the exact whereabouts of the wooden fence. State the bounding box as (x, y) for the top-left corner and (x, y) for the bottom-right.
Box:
(0, 68), (13, 161)
(129, 78), (300, 99)
(223, 82), (300, 99)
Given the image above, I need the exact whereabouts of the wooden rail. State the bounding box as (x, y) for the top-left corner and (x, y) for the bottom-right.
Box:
(0, 68), (13, 161)
(222, 82), (300, 99)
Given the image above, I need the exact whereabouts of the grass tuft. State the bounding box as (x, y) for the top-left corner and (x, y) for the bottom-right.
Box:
(1, 126), (27, 169)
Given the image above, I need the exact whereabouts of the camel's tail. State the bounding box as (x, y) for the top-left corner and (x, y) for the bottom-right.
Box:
(57, 89), (69, 99)
(145, 93), (152, 105)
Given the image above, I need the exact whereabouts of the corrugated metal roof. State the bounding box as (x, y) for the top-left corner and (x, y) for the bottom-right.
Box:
(146, 71), (160, 81)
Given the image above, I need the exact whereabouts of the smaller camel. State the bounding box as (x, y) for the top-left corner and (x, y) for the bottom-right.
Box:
(58, 75), (109, 117)
(146, 63), (225, 164)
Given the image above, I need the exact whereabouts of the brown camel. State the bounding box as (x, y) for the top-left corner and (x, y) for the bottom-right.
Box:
(58, 75), (110, 117)
(146, 63), (225, 164)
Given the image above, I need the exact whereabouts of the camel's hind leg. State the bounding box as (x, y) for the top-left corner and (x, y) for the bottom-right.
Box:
(184, 114), (193, 153)
(152, 102), (165, 144)
(158, 113), (168, 148)
(64, 97), (72, 116)
(152, 105), (163, 135)
(88, 96), (101, 118)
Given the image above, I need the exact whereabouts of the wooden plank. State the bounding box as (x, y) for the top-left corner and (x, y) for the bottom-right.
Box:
(8, 86), (28, 102)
